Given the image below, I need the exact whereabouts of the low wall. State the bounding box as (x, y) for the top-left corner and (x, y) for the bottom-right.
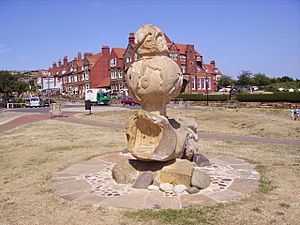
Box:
(189, 101), (297, 109)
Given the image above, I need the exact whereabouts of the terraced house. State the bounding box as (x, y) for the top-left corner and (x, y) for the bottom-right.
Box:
(123, 32), (222, 95)
(43, 32), (222, 98)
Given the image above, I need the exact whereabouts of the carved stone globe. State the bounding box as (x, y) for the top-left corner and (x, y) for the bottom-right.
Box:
(126, 24), (183, 116)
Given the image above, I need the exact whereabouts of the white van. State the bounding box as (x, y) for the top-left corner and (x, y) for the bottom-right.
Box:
(29, 97), (40, 107)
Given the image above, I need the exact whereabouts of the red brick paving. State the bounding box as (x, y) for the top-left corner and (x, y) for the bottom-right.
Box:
(1, 112), (299, 147)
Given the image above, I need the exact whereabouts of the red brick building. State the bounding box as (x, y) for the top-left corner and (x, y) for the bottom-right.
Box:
(110, 48), (126, 97)
(123, 32), (222, 95)
(45, 32), (221, 98)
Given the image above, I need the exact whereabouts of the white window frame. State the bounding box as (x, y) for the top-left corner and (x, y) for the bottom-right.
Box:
(181, 65), (186, 74)
(180, 54), (187, 62)
(192, 78), (196, 90)
(110, 58), (116, 67)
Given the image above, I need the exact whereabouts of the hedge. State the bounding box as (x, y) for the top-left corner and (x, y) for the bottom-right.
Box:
(176, 93), (230, 101)
(236, 92), (300, 103)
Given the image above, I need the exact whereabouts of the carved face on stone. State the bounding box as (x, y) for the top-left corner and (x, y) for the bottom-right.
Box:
(135, 24), (169, 56)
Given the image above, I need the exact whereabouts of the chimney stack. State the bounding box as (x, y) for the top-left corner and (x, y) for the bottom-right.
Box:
(101, 45), (110, 56)
(52, 61), (57, 69)
(58, 59), (62, 67)
(210, 60), (216, 67)
(77, 52), (82, 61)
(129, 33), (135, 45)
(63, 56), (68, 67)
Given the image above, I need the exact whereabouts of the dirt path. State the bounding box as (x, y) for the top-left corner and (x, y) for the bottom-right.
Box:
(1, 112), (299, 146)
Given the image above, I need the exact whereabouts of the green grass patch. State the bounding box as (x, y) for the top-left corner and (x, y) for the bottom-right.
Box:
(124, 206), (221, 225)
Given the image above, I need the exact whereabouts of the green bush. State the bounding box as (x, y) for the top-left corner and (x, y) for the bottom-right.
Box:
(236, 92), (300, 103)
(176, 93), (230, 101)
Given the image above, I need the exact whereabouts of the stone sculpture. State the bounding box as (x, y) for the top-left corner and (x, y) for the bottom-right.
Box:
(113, 24), (210, 191)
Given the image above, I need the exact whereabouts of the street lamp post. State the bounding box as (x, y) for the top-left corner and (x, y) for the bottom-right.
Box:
(205, 76), (209, 106)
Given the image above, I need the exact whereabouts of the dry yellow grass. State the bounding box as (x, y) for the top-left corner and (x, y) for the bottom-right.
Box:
(0, 120), (128, 225)
(0, 111), (299, 225)
(79, 107), (300, 139)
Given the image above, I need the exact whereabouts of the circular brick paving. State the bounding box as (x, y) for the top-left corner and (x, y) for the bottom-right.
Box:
(50, 152), (260, 209)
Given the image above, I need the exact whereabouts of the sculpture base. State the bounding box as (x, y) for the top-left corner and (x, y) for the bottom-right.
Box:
(50, 152), (260, 209)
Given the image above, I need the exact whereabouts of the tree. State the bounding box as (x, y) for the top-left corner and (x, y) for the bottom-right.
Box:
(218, 75), (235, 87)
(237, 70), (252, 86)
(0, 71), (18, 99)
(0, 71), (29, 99)
(277, 76), (294, 83)
(252, 73), (271, 87)
(15, 80), (29, 97)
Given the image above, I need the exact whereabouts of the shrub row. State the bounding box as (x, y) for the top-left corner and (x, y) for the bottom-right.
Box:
(236, 92), (300, 103)
(176, 94), (230, 101)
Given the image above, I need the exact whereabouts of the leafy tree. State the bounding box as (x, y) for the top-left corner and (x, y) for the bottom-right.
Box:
(237, 70), (252, 85)
(218, 75), (236, 87)
(0, 71), (29, 99)
(252, 73), (271, 86)
(15, 80), (29, 96)
(277, 76), (294, 83)
(0, 71), (18, 99)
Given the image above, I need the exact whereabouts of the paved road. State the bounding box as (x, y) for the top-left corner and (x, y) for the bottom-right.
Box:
(3, 104), (140, 114)
(1, 111), (299, 147)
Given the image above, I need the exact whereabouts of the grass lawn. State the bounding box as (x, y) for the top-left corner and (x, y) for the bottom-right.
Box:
(79, 107), (300, 139)
(0, 108), (299, 225)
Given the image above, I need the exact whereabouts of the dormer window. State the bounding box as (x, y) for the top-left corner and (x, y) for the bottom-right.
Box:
(180, 54), (187, 62)
(110, 58), (116, 67)
(196, 56), (201, 61)
(126, 57), (131, 63)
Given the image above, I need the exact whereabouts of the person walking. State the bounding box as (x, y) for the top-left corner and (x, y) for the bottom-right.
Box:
(290, 107), (295, 120)
(294, 106), (299, 121)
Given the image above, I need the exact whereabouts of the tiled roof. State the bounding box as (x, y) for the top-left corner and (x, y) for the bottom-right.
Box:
(176, 43), (187, 54)
(86, 53), (102, 69)
(112, 48), (126, 59)
(203, 64), (222, 75)
(97, 76), (110, 88)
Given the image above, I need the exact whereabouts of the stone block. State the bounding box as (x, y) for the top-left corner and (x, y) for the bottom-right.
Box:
(191, 168), (211, 189)
(160, 159), (193, 186)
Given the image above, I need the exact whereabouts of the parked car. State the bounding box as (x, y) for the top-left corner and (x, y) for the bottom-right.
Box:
(29, 97), (41, 107)
(44, 98), (56, 107)
(121, 96), (139, 106)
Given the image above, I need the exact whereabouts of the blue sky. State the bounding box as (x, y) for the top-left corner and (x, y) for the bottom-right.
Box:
(0, 0), (299, 79)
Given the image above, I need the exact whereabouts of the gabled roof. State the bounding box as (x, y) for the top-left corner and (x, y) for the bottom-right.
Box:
(112, 48), (126, 59)
(85, 53), (102, 69)
(176, 44), (187, 54)
(202, 64), (222, 75)
(163, 33), (172, 43)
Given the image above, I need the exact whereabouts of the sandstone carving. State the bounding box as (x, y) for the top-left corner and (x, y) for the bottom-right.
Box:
(112, 24), (211, 191)
(126, 24), (183, 116)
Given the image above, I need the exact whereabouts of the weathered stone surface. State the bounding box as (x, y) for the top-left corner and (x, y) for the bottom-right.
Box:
(160, 159), (194, 186)
(126, 110), (177, 161)
(193, 153), (211, 167)
(132, 171), (154, 189)
(124, 24), (200, 163)
(127, 25), (183, 116)
(147, 185), (159, 191)
(159, 183), (173, 192)
(186, 186), (200, 194)
(173, 184), (187, 193)
(112, 159), (138, 184)
(170, 117), (199, 160)
(191, 168), (211, 189)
